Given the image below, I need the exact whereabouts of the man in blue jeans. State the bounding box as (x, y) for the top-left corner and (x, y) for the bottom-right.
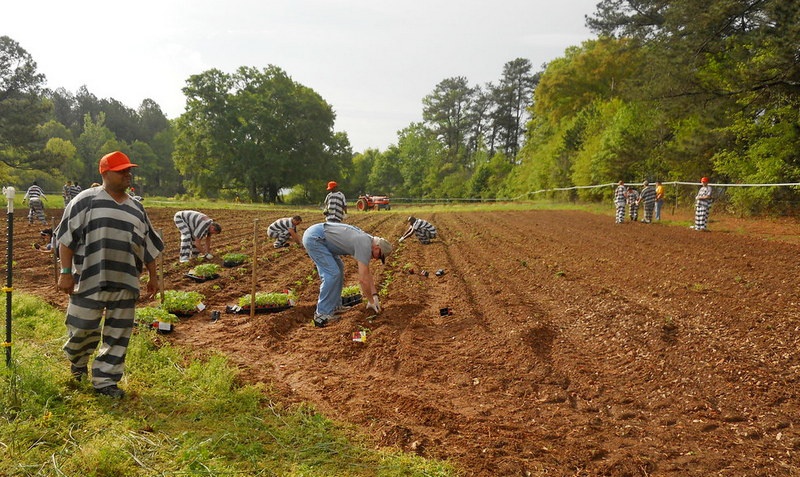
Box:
(302, 222), (392, 327)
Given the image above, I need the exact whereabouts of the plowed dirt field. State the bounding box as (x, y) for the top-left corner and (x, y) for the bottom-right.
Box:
(8, 205), (800, 476)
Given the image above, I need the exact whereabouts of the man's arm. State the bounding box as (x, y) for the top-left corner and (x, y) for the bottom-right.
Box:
(288, 228), (302, 245)
(57, 244), (75, 295)
(399, 226), (414, 241)
(144, 260), (159, 297)
(357, 261), (378, 299)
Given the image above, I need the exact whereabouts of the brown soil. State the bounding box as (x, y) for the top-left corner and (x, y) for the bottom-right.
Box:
(8, 206), (800, 476)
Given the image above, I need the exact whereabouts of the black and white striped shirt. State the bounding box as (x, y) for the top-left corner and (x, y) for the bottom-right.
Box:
(324, 191), (347, 222)
(56, 187), (164, 296)
(412, 218), (437, 235)
(174, 210), (213, 240)
(24, 184), (46, 202)
(640, 185), (656, 206)
(268, 217), (295, 235)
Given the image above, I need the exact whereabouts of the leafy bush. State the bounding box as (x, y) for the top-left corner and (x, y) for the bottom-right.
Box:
(190, 263), (221, 278)
(161, 290), (205, 314)
(341, 285), (361, 297)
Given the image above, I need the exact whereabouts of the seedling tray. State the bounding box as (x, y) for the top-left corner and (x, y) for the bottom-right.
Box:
(184, 273), (219, 282)
(225, 304), (292, 315)
(341, 294), (363, 307)
(222, 260), (244, 268)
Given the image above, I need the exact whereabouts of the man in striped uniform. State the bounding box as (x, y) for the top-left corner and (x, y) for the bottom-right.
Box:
(56, 151), (164, 398)
(692, 177), (713, 231)
(68, 181), (82, 202)
(638, 180), (657, 224)
(323, 181), (347, 222)
(626, 186), (640, 221)
(173, 210), (222, 263)
(399, 216), (437, 244)
(23, 181), (48, 225)
(267, 216), (303, 248)
(613, 181), (626, 224)
(63, 181), (72, 206)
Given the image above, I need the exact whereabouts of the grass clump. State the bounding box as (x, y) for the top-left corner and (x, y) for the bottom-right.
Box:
(0, 293), (458, 476)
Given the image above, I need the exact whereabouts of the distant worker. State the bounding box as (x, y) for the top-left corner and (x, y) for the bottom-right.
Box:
(614, 181), (626, 224)
(23, 181), (48, 225)
(34, 228), (55, 252)
(323, 181), (347, 223)
(399, 216), (437, 244)
(128, 187), (142, 201)
(63, 181), (72, 206)
(173, 210), (222, 262)
(638, 181), (657, 224)
(302, 222), (392, 327)
(626, 186), (640, 222)
(692, 177), (713, 231)
(68, 181), (82, 202)
(654, 181), (665, 221)
(267, 216), (303, 248)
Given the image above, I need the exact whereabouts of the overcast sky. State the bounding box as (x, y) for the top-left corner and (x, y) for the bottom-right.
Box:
(3, 0), (598, 152)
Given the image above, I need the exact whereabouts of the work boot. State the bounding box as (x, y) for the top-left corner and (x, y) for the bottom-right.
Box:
(95, 385), (125, 399)
(70, 364), (88, 382)
(312, 313), (338, 328)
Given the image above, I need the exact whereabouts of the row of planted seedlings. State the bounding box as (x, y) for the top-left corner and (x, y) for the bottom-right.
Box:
(136, 250), (367, 332)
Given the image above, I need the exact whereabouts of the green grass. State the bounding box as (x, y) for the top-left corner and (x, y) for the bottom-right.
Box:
(0, 293), (458, 476)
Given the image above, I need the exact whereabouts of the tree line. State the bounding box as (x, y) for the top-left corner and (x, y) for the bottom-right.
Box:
(2, 0), (798, 213)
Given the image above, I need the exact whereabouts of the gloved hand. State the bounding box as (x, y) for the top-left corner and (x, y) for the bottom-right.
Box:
(365, 294), (381, 313)
(204, 253), (214, 259)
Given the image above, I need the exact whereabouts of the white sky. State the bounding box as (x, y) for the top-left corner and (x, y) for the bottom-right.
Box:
(3, 0), (598, 152)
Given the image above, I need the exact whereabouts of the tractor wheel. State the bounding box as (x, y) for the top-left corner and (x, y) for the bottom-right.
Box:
(356, 198), (368, 211)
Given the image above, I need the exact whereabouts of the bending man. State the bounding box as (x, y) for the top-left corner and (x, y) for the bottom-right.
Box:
(399, 216), (437, 244)
(303, 222), (392, 327)
(173, 210), (221, 262)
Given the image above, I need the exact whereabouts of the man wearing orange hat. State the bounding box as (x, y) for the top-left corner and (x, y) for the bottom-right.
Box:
(692, 177), (713, 231)
(55, 151), (164, 398)
(323, 180), (347, 223)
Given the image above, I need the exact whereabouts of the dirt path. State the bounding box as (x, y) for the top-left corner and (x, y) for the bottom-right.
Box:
(7, 206), (800, 476)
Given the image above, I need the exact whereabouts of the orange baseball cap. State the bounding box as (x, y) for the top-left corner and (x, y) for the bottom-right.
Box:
(99, 151), (138, 174)
(326, 181), (338, 191)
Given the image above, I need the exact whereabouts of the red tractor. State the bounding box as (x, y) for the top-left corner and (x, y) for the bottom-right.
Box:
(355, 194), (391, 211)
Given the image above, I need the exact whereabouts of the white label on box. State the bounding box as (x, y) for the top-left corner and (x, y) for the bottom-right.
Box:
(157, 321), (171, 331)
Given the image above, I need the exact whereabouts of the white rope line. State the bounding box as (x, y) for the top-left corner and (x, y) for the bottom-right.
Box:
(393, 181), (800, 203)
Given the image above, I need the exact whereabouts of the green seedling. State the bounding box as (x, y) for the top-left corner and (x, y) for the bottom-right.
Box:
(341, 285), (361, 298)
(161, 290), (205, 314)
(190, 263), (221, 278)
(238, 292), (291, 308)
